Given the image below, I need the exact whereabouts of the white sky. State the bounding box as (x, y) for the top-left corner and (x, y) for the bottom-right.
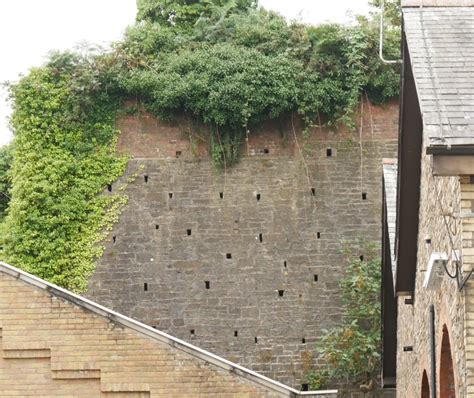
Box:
(0, 0), (372, 147)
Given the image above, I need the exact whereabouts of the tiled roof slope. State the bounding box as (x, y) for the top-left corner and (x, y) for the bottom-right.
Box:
(383, 159), (398, 287)
(403, 6), (474, 151)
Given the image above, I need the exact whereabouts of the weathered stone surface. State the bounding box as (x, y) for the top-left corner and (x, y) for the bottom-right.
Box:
(88, 100), (399, 388)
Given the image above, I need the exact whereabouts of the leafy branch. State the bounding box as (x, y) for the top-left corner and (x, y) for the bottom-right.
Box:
(309, 241), (382, 390)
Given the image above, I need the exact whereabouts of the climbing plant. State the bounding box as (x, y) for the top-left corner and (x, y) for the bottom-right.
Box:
(308, 242), (382, 390)
(1, 52), (127, 291)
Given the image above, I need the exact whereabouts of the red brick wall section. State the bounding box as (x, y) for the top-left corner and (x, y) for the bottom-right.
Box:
(421, 370), (430, 398)
(440, 325), (456, 398)
(116, 99), (399, 159)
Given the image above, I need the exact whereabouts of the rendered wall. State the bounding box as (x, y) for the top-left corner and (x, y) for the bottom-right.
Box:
(87, 99), (399, 388)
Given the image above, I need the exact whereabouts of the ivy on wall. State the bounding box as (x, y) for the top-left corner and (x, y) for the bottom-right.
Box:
(0, 54), (127, 291)
(1, 0), (400, 290)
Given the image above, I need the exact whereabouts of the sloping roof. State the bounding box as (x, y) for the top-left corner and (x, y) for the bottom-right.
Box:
(0, 261), (336, 398)
(383, 159), (398, 289)
(403, 5), (474, 152)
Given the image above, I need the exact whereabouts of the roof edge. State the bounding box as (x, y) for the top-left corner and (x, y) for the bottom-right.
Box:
(402, 0), (474, 6)
(426, 145), (474, 155)
(0, 261), (336, 397)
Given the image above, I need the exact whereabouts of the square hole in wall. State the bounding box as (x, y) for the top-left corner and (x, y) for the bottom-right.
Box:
(169, 192), (173, 199)
(263, 148), (270, 154)
(219, 192), (224, 199)
(360, 255), (364, 261)
(255, 337), (258, 343)
(155, 224), (159, 230)
(302, 337), (306, 344)
(234, 331), (238, 337)
(256, 193), (261, 201)
(190, 329), (195, 335)
(187, 229), (192, 236)
(314, 274), (318, 282)
(226, 253), (232, 259)
(362, 192), (367, 200)
(112, 236), (116, 243)
(107, 184), (112, 192)
(311, 188), (316, 196)
(259, 233), (263, 243)
(144, 175), (149, 183)
(326, 148), (333, 157)
(317, 232), (321, 239)
(278, 290), (284, 297)
(283, 260), (287, 268)
(176, 151), (182, 158)
(205, 281), (210, 289)
(144, 283), (148, 291)
(302, 384), (309, 391)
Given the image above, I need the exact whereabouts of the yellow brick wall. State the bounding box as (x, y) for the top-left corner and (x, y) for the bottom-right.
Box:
(0, 271), (298, 398)
(461, 179), (474, 396)
(395, 151), (468, 397)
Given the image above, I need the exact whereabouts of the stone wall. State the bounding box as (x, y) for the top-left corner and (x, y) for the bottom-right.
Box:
(395, 148), (471, 396)
(0, 262), (338, 398)
(87, 99), (399, 388)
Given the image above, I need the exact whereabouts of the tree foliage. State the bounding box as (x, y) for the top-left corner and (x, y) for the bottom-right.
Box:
(136, 0), (256, 30)
(120, 3), (400, 164)
(0, 145), (12, 221)
(370, 0), (401, 27)
(309, 242), (382, 388)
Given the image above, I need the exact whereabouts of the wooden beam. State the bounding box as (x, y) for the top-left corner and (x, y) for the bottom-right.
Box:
(432, 155), (474, 176)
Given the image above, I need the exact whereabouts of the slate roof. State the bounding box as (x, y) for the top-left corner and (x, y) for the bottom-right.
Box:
(383, 159), (398, 289)
(403, 5), (474, 152)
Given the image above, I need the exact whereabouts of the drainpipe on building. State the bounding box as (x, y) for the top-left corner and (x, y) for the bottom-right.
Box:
(430, 305), (437, 398)
(379, 0), (402, 64)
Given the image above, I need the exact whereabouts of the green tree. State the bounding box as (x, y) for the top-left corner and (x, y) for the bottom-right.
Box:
(370, 0), (401, 27)
(309, 242), (382, 389)
(136, 0), (256, 30)
(0, 144), (12, 221)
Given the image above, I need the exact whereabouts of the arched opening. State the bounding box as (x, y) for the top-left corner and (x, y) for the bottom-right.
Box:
(421, 370), (430, 398)
(440, 325), (456, 398)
